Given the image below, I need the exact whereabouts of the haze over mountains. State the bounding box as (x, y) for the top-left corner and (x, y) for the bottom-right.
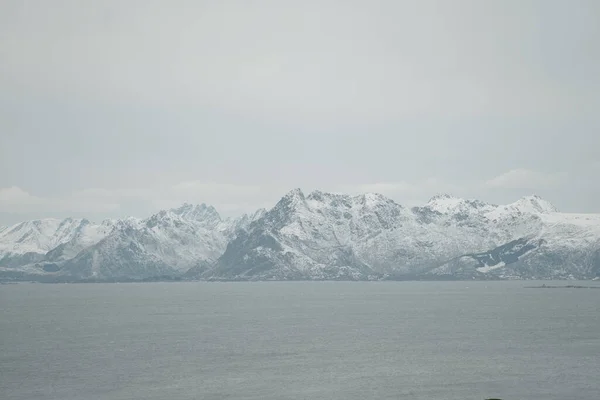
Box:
(1, 189), (599, 282)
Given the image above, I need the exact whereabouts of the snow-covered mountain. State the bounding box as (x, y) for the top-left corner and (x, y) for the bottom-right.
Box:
(204, 190), (599, 281)
(1, 191), (599, 282)
(430, 211), (600, 279)
(59, 203), (259, 280)
(0, 203), (264, 281)
(0, 218), (117, 267)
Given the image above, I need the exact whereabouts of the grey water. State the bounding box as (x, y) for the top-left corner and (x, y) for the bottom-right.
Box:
(1, 281), (599, 400)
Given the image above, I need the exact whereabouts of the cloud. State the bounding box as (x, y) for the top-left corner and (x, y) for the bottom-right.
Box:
(484, 169), (566, 190)
(0, 186), (43, 207)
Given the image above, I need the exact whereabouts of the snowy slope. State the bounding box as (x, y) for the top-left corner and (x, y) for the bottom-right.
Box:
(426, 210), (600, 279)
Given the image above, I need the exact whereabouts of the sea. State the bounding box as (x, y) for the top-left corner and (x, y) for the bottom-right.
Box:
(1, 281), (599, 400)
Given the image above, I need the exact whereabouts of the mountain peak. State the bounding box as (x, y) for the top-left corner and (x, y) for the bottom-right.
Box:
(307, 190), (350, 203)
(284, 188), (305, 199)
(424, 194), (495, 214)
(425, 194), (464, 212)
(357, 192), (390, 207)
(152, 203), (223, 227)
(307, 189), (327, 199)
(275, 188), (307, 208)
(250, 208), (268, 220)
(267, 189), (308, 223)
(513, 195), (558, 213)
(428, 193), (456, 202)
(172, 202), (217, 215)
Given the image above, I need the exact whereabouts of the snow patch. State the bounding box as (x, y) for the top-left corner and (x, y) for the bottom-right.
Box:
(477, 262), (506, 273)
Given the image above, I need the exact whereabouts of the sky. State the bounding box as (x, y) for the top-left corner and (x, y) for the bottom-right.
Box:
(1, 0), (599, 225)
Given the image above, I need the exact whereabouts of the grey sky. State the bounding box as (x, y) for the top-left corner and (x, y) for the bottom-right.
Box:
(1, 0), (599, 224)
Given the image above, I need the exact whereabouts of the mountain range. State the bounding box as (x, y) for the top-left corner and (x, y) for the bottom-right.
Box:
(1, 189), (599, 282)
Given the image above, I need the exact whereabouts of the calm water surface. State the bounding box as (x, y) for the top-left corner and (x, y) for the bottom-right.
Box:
(1, 281), (599, 400)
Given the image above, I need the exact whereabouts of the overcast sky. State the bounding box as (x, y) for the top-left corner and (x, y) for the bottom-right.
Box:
(1, 0), (599, 225)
